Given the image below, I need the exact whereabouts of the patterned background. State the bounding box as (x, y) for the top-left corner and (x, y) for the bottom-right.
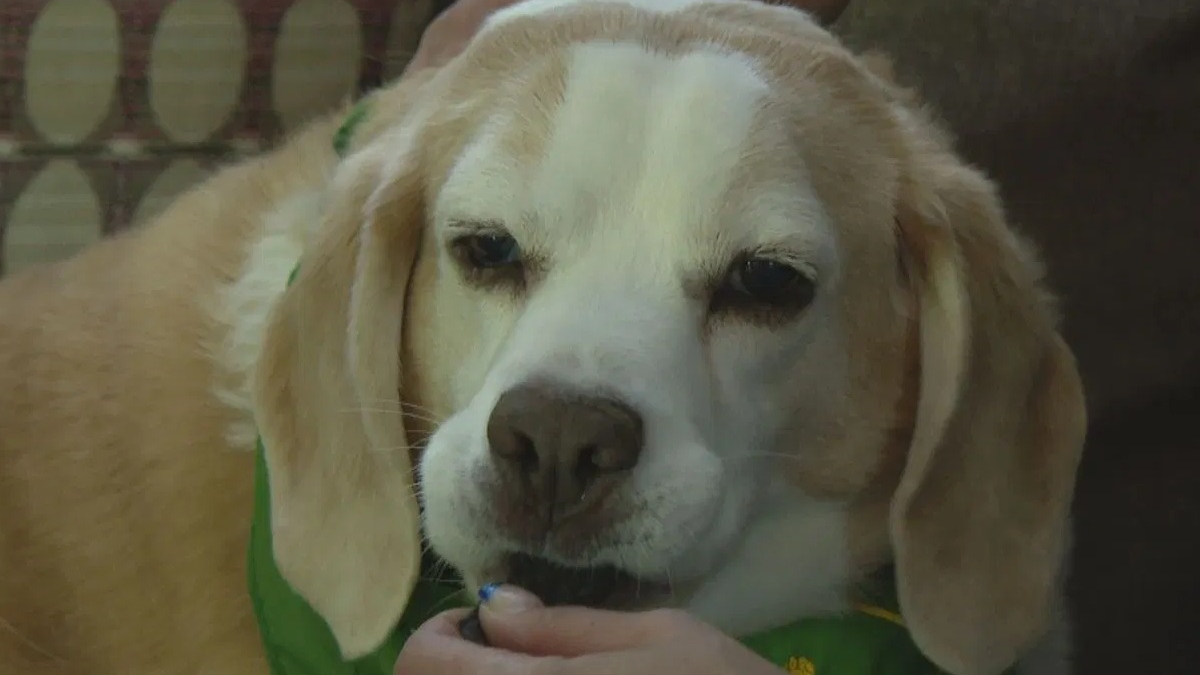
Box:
(0, 0), (447, 275)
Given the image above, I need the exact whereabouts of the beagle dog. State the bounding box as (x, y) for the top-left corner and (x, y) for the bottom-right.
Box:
(0, 1), (1086, 674)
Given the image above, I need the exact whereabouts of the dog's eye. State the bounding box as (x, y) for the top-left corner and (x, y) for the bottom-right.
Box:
(450, 230), (528, 290)
(713, 256), (816, 319)
(456, 232), (522, 269)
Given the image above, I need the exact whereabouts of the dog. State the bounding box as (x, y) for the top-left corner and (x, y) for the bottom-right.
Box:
(0, 1), (1086, 674)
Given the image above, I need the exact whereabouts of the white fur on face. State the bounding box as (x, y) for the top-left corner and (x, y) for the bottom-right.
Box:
(419, 32), (854, 635)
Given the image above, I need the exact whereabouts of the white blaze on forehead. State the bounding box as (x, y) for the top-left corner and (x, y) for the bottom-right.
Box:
(436, 37), (840, 283)
(529, 42), (771, 251)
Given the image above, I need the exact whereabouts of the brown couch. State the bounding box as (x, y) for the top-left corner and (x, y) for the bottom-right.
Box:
(3, 0), (1196, 672)
(835, 2), (1200, 672)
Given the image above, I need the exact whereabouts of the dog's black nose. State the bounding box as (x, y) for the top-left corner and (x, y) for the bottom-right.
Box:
(487, 384), (644, 518)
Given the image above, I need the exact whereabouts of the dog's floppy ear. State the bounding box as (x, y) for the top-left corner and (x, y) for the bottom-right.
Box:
(890, 136), (1087, 675)
(252, 137), (426, 658)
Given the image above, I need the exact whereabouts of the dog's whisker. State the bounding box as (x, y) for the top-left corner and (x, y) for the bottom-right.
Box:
(419, 554), (451, 581)
(336, 403), (439, 415)
(400, 400), (444, 413)
(365, 438), (433, 455)
(369, 439), (432, 455)
(358, 399), (447, 417)
(645, 514), (692, 604)
(347, 407), (447, 423)
(342, 408), (446, 426)
(342, 404), (437, 414)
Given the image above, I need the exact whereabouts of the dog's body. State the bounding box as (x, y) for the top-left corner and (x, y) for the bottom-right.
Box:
(0, 115), (346, 674)
(0, 2), (1085, 675)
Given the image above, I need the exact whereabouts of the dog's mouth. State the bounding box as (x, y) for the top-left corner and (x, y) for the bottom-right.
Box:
(505, 552), (670, 608)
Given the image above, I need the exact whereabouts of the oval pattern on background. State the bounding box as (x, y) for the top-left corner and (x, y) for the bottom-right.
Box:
(273, 0), (363, 131)
(134, 159), (210, 225)
(24, 0), (120, 143)
(150, 0), (248, 143)
(5, 161), (103, 273)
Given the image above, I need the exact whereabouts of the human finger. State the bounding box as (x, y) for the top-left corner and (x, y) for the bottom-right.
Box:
(478, 585), (709, 657)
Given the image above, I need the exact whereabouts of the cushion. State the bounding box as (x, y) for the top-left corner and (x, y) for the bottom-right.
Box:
(0, 0), (444, 275)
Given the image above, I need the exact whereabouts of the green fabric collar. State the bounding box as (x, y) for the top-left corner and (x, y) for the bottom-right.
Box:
(248, 437), (468, 675)
(247, 107), (1001, 675)
(333, 98), (372, 157)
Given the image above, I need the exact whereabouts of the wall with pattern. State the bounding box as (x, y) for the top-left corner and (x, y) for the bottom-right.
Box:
(0, 0), (439, 275)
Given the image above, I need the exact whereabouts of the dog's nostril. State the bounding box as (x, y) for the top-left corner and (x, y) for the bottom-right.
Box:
(514, 431), (539, 473)
(574, 444), (601, 489)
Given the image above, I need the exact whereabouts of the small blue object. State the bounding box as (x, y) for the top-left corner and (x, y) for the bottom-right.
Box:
(478, 583), (501, 603)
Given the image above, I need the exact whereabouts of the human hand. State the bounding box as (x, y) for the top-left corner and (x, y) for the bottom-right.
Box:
(395, 585), (785, 675)
(404, 0), (853, 74)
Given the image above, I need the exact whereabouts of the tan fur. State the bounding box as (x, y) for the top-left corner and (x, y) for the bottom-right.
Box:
(887, 133), (1085, 675)
(0, 3), (1084, 675)
(0, 116), (343, 672)
(251, 103), (431, 659)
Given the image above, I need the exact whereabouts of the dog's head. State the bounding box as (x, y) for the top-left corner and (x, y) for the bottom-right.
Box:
(252, 2), (1086, 674)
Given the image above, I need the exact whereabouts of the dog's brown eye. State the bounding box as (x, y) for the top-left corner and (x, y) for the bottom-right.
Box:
(450, 230), (528, 291)
(456, 232), (522, 269)
(713, 256), (816, 318)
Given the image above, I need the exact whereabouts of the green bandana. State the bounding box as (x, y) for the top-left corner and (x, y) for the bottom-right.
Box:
(246, 106), (1011, 675)
(740, 586), (948, 675)
(332, 99), (372, 158)
(248, 438), (469, 675)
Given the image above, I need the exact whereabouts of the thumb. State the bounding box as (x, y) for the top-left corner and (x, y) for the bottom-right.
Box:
(477, 584), (676, 657)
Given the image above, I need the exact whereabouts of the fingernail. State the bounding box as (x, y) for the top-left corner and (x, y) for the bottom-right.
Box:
(478, 583), (542, 613)
(478, 583), (502, 602)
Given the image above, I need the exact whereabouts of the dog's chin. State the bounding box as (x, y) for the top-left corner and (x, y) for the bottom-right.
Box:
(493, 552), (674, 609)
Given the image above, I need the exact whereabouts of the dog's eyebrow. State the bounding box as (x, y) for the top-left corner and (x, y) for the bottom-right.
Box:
(689, 244), (822, 289)
(445, 218), (509, 233)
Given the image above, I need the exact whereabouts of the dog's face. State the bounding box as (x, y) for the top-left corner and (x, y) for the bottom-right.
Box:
(252, 2), (1087, 675)
(416, 16), (890, 622)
